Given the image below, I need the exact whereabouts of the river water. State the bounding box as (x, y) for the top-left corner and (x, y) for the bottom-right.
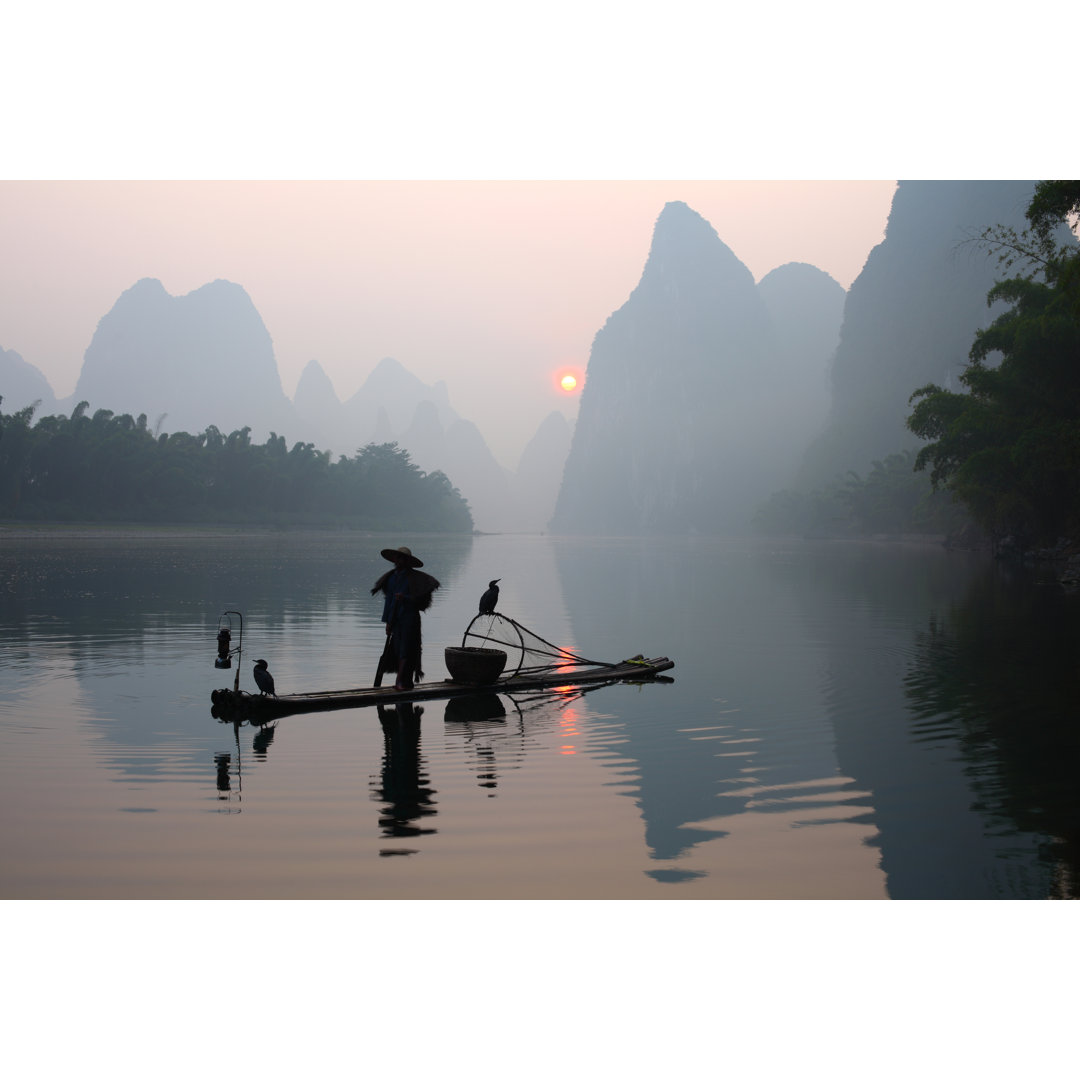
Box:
(1, 529), (1077, 900)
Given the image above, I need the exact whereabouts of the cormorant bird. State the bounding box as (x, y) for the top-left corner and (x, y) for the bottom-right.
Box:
(253, 659), (276, 696)
(479, 579), (500, 614)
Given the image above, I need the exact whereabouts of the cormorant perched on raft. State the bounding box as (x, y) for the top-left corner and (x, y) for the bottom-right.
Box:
(479, 579), (500, 614)
(253, 659), (276, 696)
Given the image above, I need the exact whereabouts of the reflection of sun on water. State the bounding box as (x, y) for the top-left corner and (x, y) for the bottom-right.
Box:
(547, 651), (583, 753)
(559, 703), (580, 755)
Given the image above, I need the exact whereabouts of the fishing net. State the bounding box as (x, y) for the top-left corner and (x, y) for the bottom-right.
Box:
(460, 612), (615, 679)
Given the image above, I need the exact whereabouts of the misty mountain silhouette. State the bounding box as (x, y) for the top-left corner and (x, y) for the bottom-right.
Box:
(3, 282), (567, 533)
(758, 261), (845, 455)
(402, 396), (525, 532)
(74, 277), (297, 439)
(10, 186), (1039, 538)
(292, 355), (461, 453)
(516, 411), (573, 533)
(292, 357), (341, 432)
(0, 345), (57, 415)
(798, 180), (1039, 487)
(551, 201), (842, 534)
(294, 355), (550, 532)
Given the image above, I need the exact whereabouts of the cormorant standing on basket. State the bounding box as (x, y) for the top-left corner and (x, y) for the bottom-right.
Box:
(372, 546), (441, 691)
(479, 579), (500, 614)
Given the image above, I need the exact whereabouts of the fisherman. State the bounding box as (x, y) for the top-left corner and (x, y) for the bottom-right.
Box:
(371, 546), (440, 691)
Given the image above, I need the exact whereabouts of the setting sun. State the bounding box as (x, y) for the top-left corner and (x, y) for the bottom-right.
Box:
(555, 367), (584, 394)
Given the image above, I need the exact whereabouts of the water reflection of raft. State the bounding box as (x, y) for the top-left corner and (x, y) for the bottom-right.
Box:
(211, 654), (674, 723)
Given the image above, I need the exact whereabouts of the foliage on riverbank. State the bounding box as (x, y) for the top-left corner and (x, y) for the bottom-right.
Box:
(0, 401), (474, 532)
(754, 450), (969, 539)
(760, 182), (1080, 555)
(907, 181), (1080, 549)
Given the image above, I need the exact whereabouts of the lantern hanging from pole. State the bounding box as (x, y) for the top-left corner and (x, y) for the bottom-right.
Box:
(215, 627), (232, 668)
(213, 611), (244, 692)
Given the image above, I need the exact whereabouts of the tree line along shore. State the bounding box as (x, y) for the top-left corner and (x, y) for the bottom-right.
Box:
(0, 406), (473, 534)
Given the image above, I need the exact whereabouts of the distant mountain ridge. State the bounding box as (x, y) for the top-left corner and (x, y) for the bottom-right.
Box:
(758, 261), (846, 443)
(74, 277), (296, 438)
(798, 180), (1039, 487)
(1, 280), (565, 532)
(10, 186), (1029, 538)
(0, 345), (57, 415)
(551, 201), (844, 534)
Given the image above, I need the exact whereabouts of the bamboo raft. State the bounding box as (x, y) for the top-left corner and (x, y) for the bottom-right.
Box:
(211, 654), (674, 723)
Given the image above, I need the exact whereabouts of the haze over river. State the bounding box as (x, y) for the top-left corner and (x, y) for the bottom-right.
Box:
(2, 529), (1077, 900)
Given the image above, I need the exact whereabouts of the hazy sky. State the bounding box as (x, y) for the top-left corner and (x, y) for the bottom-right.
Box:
(0, 180), (896, 466)
(2, 5), (1069, 469)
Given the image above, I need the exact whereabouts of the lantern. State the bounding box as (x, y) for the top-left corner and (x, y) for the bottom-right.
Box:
(215, 627), (232, 668)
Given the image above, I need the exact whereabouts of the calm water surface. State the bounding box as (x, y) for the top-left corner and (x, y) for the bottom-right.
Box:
(1, 529), (1077, 899)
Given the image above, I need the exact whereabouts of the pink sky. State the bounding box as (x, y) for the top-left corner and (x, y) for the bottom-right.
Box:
(1, 6), (1069, 469)
(0, 180), (896, 466)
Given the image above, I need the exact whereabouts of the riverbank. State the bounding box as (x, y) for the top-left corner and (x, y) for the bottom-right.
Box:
(1023, 538), (1080, 588)
(0, 521), (483, 540)
(0, 522), (377, 540)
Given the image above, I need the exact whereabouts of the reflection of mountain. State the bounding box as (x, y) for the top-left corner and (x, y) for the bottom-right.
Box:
(552, 535), (1077, 895)
(903, 566), (1080, 897)
(766, 544), (1059, 898)
(9, 527), (1076, 896)
(551, 537), (846, 866)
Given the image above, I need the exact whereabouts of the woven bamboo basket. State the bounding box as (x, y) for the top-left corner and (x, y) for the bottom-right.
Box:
(444, 646), (507, 685)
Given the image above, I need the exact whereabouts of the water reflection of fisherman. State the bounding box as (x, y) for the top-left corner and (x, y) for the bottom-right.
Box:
(373, 702), (437, 841)
(371, 546), (440, 691)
